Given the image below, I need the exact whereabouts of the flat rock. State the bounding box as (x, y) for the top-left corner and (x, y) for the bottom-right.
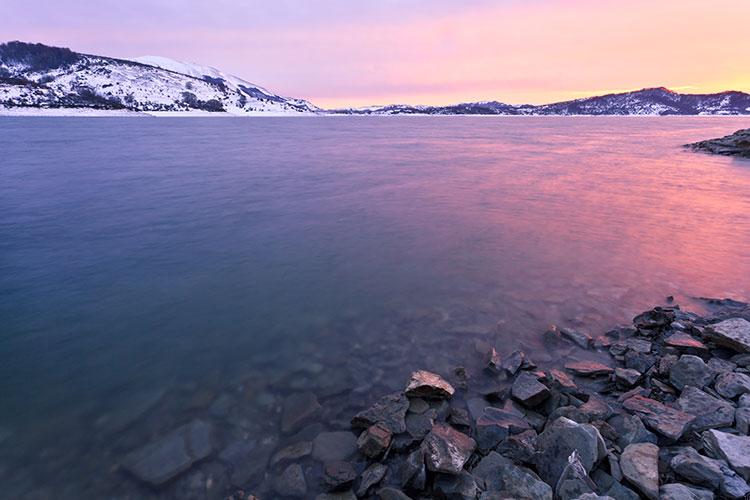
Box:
(660, 483), (715, 500)
(405, 370), (455, 399)
(273, 463), (307, 498)
(703, 429), (750, 481)
(501, 350), (526, 375)
(312, 431), (357, 462)
(472, 451), (552, 500)
(614, 367), (641, 387)
(715, 372), (750, 399)
(608, 413), (657, 449)
(270, 440), (313, 467)
(669, 355), (714, 390)
(623, 395), (696, 441)
(535, 417), (606, 486)
(124, 419), (214, 486)
(352, 393), (409, 433)
(356, 463), (387, 497)
(357, 423), (392, 458)
(282, 392), (321, 434)
(511, 372), (550, 407)
(670, 447), (723, 489)
(548, 369), (578, 391)
(665, 333), (708, 351)
(706, 318), (750, 353)
(564, 361), (614, 377)
(475, 407), (531, 451)
(421, 423), (476, 474)
(621, 442), (659, 500)
(677, 386), (735, 432)
(561, 327), (593, 349)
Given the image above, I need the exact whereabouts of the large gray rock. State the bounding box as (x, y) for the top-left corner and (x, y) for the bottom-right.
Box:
(475, 407), (531, 451)
(716, 460), (750, 499)
(512, 372), (550, 407)
(555, 451), (597, 500)
(472, 451), (552, 500)
(706, 318), (750, 352)
(736, 407), (750, 434)
(677, 386), (735, 432)
(620, 442), (659, 500)
(356, 463), (387, 497)
(404, 370), (455, 399)
(218, 436), (276, 487)
(669, 355), (714, 391)
(715, 372), (750, 399)
(421, 423), (476, 474)
(312, 431), (357, 462)
(608, 413), (657, 449)
(535, 417), (606, 486)
(623, 395), (696, 441)
(660, 483), (715, 500)
(352, 393), (409, 433)
(433, 470), (479, 500)
(670, 447), (723, 489)
(123, 419), (214, 486)
(282, 392), (321, 434)
(703, 429), (750, 481)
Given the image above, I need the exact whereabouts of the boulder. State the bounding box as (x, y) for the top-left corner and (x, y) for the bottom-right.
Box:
(123, 419), (214, 486)
(620, 442), (659, 500)
(702, 429), (750, 481)
(535, 417), (606, 486)
(633, 307), (676, 330)
(716, 460), (750, 499)
(352, 393), (409, 433)
(472, 451), (552, 500)
(669, 355), (714, 391)
(670, 447), (723, 489)
(511, 372), (550, 407)
(405, 370), (455, 399)
(357, 423), (392, 458)
(706, 318), (750, 352)
(660, 483), (715, 500)
(421, 423), (476, 474)
(677, 386), (735, 432)
(312, 431), (357, 462)
(282, 392), (321, 434)
(715, 372), (750, 399)
(608, 413), (657, 449)
(564, 361), (614, 377)
(475, 406), (531, 451)
(555, 451), (597, 500)
(623, 395), (696, 441)
(273, 463), (307, 498)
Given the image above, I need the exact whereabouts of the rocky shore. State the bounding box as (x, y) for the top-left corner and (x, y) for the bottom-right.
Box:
(686, 129), (750, 158)
(110, 297), (750, 499)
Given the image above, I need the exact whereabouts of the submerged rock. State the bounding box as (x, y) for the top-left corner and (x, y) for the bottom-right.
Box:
(620, 442), (659, 500)
(325, 461), (357, 491)
(312, 431), (357, 462)
(405, 370), (455, 399)
(282, 392), (321, 434)
(356, 463), (387, 497)
(273, 463), (307, 498)
(421, 423), (476, 474)
(219, 436), (276, 487)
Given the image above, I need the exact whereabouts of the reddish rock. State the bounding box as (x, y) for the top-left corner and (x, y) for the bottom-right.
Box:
(623, 395), (696, 441)
(421, 423), (476, 474)
(405, 370), (455, 399)
(357, 423), (392, 458)
(564, 361), (614, 377)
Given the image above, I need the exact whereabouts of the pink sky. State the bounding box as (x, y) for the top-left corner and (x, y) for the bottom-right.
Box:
(6, 0), (750, 108)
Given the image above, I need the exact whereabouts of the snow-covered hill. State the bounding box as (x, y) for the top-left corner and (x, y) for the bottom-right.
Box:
(0, 41), (319, 114)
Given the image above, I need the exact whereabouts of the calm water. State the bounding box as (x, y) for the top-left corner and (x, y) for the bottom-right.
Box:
(1, 116), (750, 497)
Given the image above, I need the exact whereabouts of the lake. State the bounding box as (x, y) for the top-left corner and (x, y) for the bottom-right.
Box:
(1, 116), (749, 498)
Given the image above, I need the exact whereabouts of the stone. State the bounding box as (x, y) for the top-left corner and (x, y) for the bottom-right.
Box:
(591, 469), (639, 500)
(497, 429), (537, 463)
(433, 470), (479, 499)
(270, 440), (313, 467)
(486, 346), (502, 372)
(312, 431), (357, 462)
(624, 351), (657, 374)
(548, 369), (578, 391)
(670, 447), (723, 489)
(741, 394), (750, 407)
(399, 447), (425, 490)
(736, 407), (750, 434)
(325, 461), (357, 491)
(677, 386), (735, 432)
(356, 463), (387, 497)
(475, 407), (531, 451)
(626, 337), (653, 353)
(405, 410), (435, 439)
(535, 417), (606, 486)
(703, 429), (750, 481)
(573, 495), (616, 500)
(377, 487), (412, 500)
(620, 442), (659, 500)
(357, 423), (392, 458)
(555, 451), (597, 500)
(352, 393), (409, 433)
(715, 372), (750, 399)
(561, 327), (593, 348)
(316, 492), (357, 500)
(665, 333), (708, 352)
(716, 460), (750, 499)
(669, 355), (714, 390)
(660, 483), (715, 500)
(565, 361), (614, 377)
(501, 350), (526, 375)
(472, 451), (552, 500)
(623, 395), (696, 441)
(449, 407), (472, 428)
(282, 392), (321, 434)
(614, 367), (641, 387)
(219, 436), (276, 487)
(404, 370), (455, 399)
(607, 413), (657, 449)
(511, 372), (550, 406)
(708, 357), (737, 374)
(124, 419), (214, 486)
(633, 307), (676, 330)
(421, 423), (476, 474)
(408, 398), (429, 414)
(273, 463), (307, 498)
(706, 318), (750, 352)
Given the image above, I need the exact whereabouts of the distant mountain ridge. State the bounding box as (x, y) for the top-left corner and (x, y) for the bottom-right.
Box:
(2, 41), (750, 115)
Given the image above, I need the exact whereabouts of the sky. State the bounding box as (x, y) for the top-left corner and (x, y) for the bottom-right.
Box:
(5, 0), (750, 108)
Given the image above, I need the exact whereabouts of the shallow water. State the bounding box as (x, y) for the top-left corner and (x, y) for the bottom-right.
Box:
(1, 116), (749, 497)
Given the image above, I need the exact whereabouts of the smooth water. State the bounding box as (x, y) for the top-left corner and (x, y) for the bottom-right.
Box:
(1, 116), (750, 497)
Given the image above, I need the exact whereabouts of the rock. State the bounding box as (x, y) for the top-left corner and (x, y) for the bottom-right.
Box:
(282, 392), (321, 434)
(677, 386), (735, 432)
(356, 463), (387, 497)
(273, 463), (307, 498)
(548, 369), (578, 391)
(421, 423), (476, 474)
(687, 129), (750, 158)
(352, 393), (409, 433)
(449, 406), (472, 428)
(399, 447), (426, 490)
(716, 460), (750, 499)
(614, 368), (641, 387)
(623, 395), (696, 441)
(511, 372), (550, 407)
(555, 451), (597, 500)
(561, 327), (593, 349)
(591, 469), (639, 500)
(316, 492), (357, 500)
(669, 355), (714, 390)
(573, 495), (615, 500)
(501, 350), (526, 375)
(357, 423), (392, 458)
(633, 307), (676, 330)
(670, 447), (723, 489)
(736, 407), (750, 434)
(475, 407), (531, 451)
(405, 410), (435, 439)
(621, 442), (659, 500)
(408, 398), (429, 414)
(706, 318), (750, 353)
(564, 361), (614, 377)
(486, 347), (503, 372)
(703, 429), (750, 480)
(123, 419), (214, 486)
(660, 483), (715, 500)
(535, 417), (606, 486)
(665, 333), (708, 352)
(608, 413), (657, 449)
(497, 428), (537, 463)
(708, 357), (737, 374)
(624, 351), (657, 374)
(433, 470), (479, 499)
(219, 436), (276, 487)
(626, 337), (653, 353)
(325, 461), (357, 491)
(312, 431), (357, 462)
(377, 487), (412, 500)
(404, 370), (455, 399)
(472, 451), (552, 500)
(715, 372), (750, 399)
(270, 440), (313, 467)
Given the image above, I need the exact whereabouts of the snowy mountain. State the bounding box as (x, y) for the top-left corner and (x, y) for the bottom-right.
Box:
(0, 41), (319, 114)
(335, 87), (750, 116)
